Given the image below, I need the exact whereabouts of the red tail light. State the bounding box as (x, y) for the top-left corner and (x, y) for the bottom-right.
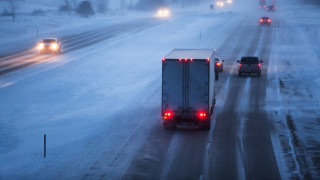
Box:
(268, 19), (271, 22)
(260, 19), (263, 22)
(184, 58), (188, 61)
(198, 111), (207, 119)
(238, 63), (242, 69)
(190, 59), (193, 61)
(207, 59), (210, 62)
(162, 58), (165, 61)
(164, 111), (173, 119)
(217, 62), (221, 66)
(258, 64), (261, 69)
(179, 58), (182, 61)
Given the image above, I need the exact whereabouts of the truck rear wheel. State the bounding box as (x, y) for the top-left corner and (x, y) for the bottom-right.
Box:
(163, 122), (176, 130)
(258, 72), (261, 77)
(199, 121), (211, 130)
(199, 124), (210, 130)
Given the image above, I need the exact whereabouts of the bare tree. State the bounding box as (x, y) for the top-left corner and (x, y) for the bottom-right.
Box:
(97, 0), (108, 13)
(7, 0), (20, 22)
(70, 0), (78, 10)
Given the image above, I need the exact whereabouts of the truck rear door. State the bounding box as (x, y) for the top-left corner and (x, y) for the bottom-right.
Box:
(187, 61), (209, 111)
(162, 60), (184, 112)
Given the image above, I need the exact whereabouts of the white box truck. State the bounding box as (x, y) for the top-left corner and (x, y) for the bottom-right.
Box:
(161, 49), (218, 130)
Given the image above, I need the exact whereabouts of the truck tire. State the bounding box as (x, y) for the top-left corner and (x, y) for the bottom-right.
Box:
(163, 122), (176, 130)
(199, 120), (211, 130)
(199, 124), (210, 130)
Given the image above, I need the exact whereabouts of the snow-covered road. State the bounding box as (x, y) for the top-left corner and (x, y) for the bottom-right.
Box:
(0, 0), (319, 179)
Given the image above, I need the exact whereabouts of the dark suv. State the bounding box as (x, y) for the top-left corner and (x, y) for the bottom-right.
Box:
(267, 5), (276, 11)
(237, 57), (263, 77)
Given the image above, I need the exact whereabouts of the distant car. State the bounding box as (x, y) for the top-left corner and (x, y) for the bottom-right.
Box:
(214, 57), (224, 72)
(259, 0), (266, 8)
(38, 38), (61, 54)
(259, 17), (271, 26)
(267, 5), (276, 11)
(216, 0), (224, 7)
(156, 8), (170, 18)
(237, 56), (263, 77)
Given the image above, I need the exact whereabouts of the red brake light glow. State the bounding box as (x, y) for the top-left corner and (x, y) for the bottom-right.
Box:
(258, 64), (261, 68)
(268, 19), (271, 22)
(164, 111), (173, 119)
(190, 59), (193, 61)
(260, 19), (263, 22)
(198, 111), (207, 118)
(185, 58), (188, 61)
(207, 59), (210, 62)
(162, 58), (165, 61)
(238, 63), (242, 69)
(179, 58), (182, 61)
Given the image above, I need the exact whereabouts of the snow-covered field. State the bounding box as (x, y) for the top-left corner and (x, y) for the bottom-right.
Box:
(0, 0), (319, 179)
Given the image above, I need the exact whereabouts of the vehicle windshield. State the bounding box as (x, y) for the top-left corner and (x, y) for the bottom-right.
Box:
(43, 39), (56, 43)
(214, 58), (220, 61)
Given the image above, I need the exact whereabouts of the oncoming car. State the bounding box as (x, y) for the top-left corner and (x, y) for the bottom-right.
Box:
(156, 8), (170, 18)
(216, 0), (224, 7)
(226, 0), (232, 4)
(214, 57), (224, 72)
(259, 17), (271, 26)
(38, 38), (61, 54)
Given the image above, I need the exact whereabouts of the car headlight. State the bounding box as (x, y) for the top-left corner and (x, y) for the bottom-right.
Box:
(51, 43), (58, 50)
(38, 43), (44, 50)
(158, 10), (163, 16)
(164, 10), (169, 16)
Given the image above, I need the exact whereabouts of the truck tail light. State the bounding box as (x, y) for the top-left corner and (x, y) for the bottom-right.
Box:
(184, 58), (188, 61)
(258, 64), (261, 69)
(179, 59), (182, 61)
(190, 59), (193, 61)
(268, 19), (271, 22)
(162, 58), (165, 61)
(238, 63), (242, 69)
(164, 111), (173, 119)
(260, 19), (263, 22)
(198, 111), (207, 119)
(207, 59), (210, 62)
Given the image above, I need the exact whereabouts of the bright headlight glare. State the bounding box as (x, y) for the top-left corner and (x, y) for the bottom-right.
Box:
(38, 43), (44, 49)
(51, 43), (58, 50)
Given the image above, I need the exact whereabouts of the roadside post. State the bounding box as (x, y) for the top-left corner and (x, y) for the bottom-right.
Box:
(44, 134), (46, 158)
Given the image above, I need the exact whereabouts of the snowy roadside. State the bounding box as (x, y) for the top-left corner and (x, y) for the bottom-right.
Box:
(266, 1), (320, 179)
